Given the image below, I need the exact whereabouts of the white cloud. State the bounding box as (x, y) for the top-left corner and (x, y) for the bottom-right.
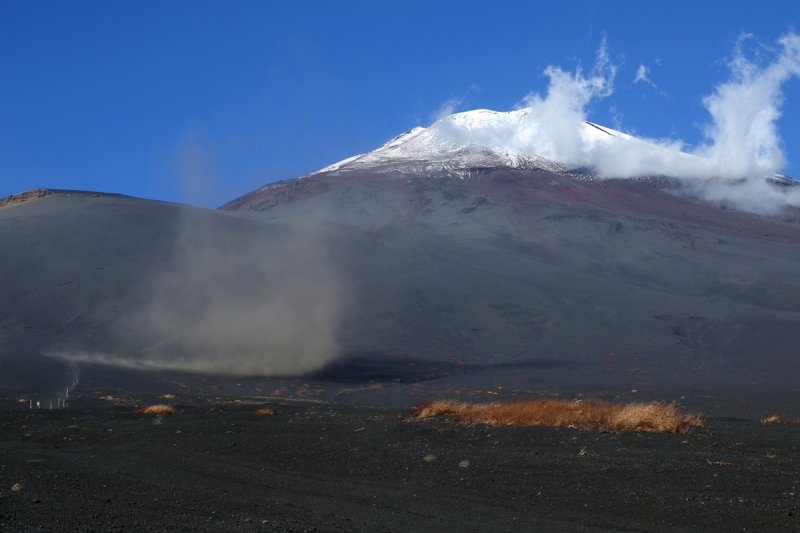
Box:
(512, 37), (616, 165)
(693, 33), (800, 181)
(430, 85), (481, 124)
(418, 35), (800, 215)
(431, 96), (463, 123)
(634, 64), (654, 86)
(513, 33), (800, 215)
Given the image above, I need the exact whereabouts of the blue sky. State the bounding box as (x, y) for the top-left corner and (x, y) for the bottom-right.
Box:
(1, 1), (798, 207)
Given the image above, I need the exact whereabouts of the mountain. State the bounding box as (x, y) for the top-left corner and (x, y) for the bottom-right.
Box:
(313, 108), (595, 176)
(2, 111), (800, 416)
(218, 111), (800, 415)
(309, 108), (703, 178)
(227, 108), (798, 213)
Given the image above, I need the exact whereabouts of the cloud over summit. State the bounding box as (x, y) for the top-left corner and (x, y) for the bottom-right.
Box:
(499, 33), (800, 214)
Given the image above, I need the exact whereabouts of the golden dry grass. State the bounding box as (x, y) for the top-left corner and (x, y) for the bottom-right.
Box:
(137, 404), (175, 415)
(255, 407), (277, 416)
(761, 413), (800, 425)
(159, 394), (176, 400)
(410, 399), (703, 433)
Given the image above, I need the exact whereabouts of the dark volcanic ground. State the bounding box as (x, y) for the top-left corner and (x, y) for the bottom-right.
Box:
(0, 369), (799, 533)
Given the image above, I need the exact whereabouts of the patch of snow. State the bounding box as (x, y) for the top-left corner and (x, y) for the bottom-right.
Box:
(306, 108), (656, 178)
(304, 108), (790, 195)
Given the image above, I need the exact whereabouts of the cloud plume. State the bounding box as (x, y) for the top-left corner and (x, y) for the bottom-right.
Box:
(695, 33), (800, 180)
(431, 96), (464, 123)
(504, 34), (800, 214)
(515, 38), (616, 166)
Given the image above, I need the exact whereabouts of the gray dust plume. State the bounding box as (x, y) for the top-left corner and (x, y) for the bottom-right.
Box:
(117, 209), (346, 375)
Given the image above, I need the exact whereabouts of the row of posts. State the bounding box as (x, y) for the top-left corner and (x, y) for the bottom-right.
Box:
(29, 377), (78, 409)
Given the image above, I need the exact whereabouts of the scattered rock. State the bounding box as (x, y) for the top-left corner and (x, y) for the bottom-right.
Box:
(0, 188), (55, 209)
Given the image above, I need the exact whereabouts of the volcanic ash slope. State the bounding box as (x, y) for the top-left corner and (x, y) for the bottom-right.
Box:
(220, 109), (800, 413)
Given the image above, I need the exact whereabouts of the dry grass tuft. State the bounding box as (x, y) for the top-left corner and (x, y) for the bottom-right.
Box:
(255, 407), (277, 416)
(761, 413), (800, 425)
(137, 404), (175, 415)
(160, 394), (176, 400)
(410, 398), (703, 433)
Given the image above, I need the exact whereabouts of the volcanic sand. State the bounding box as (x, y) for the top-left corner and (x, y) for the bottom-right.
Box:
(0, 369), (798, 532)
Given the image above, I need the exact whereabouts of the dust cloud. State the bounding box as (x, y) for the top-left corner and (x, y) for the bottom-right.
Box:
(97, 209), (347, 376)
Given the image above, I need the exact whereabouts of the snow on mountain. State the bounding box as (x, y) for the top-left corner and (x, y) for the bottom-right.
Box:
(311, 108), (692, 178)
(265, 107), (799, 215)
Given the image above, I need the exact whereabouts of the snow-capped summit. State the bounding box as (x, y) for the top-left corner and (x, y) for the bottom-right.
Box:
(255, 107), (796, 215)
(313, 108), (661, 178)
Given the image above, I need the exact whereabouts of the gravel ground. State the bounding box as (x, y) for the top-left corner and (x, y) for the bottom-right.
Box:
(0, 393), (798, 532)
